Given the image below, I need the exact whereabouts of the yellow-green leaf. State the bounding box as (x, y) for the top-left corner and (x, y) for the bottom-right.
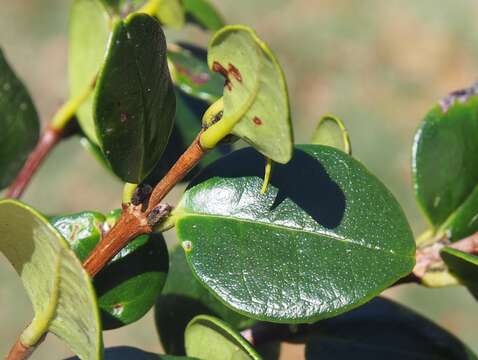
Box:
(311, 115), (351, 154)
(0, 200), (103, 360)
(201, 25), (293, 164)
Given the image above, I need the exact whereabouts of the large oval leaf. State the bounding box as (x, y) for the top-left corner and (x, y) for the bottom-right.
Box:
(51, 209), (169, 330)
(183, 0), (225, 31)
(413, 90), (478, 241)
(69, 0), (111, 144)
(0, 200), (102, 359)
(94, 13), (176, 183)
(305, 297), (477, 359)
(175, 145), (415, 322)
(201, 25), (293, 164)
(441, 247), (478, 300)
(0, 48), (40, 189)
(185, 315), (261, 360)
(155, 246), (255, 355)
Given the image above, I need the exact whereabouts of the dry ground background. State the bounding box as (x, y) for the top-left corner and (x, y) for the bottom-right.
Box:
(1, 0), (478, 358)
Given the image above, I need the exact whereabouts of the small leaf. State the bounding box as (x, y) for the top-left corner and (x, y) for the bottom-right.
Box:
(0, 200), (102, 359)
(65, 346), (198, 360)
(155, 246), (255, 355)
(413, 87), (478, 241)
(169, 44), (223, 103)
(157, 0), (185, 28)
(51, 209), (169, 330)
(201, 25), (293, 164)
(183, 0), (225, 31)
(0, 48), (40, 190)
(311, 115), (351, 154)
(305, 297), (477, 359)
(185, 315), (261, 360)
(94, 13), (176, 183)
(441, 247), (478, 300)
(175, 145), (415, 322)
(69, 0), (111, 144)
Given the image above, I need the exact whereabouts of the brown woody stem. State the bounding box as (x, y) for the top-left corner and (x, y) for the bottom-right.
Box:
(83, 132), (207, 277)
(6, 126), (63, 199)
(6, 335), (46, 360)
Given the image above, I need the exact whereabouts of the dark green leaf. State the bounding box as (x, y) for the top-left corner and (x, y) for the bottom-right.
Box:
(201, 25), (293, 164)
(442, 247), (478, 300)
(169, 44), (223, 103)
(51, 209), (169, 330)
(0, 200), (102, 359)
(305, 297), (477, 359)
(155, 246), (255, 355)
(69, 0), (111, 145)
(0, 48), (39, 189)
(413, 88), (478, 241)
(183, 0), (225, 31)
(311, 114), (351, 154)
(94, 13), (175, 183)
(65, 346), (198, 359)
(185, 315), (261, 360)
(175, 145), (415, 322)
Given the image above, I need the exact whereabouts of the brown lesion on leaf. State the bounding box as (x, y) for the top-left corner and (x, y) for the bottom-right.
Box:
(212, 61), (243, 91)
(253, 116), (263, 126)
(439, 81), (478, 113)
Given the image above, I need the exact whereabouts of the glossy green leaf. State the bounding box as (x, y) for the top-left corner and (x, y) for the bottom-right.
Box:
(413, 89), (478, 241)
(169, 44), (223, 103)
(183, 0), (225, 31)
(66, 346), (197, 360)
(155, 246), (255, 355)
(175, 145), (415, 323)
(0, 49), (39, 189)
(0, 200), (102, 359)
(69, 0), (111, 144)
(201, 25), (293, 164)
(51, 209), (169, 330)
(305, 297), (477, 359)
(311, 115), (351, 154)
(94, 13), (175, 183)
(185, 315), (261, 360)
(442, 247), (478, 300)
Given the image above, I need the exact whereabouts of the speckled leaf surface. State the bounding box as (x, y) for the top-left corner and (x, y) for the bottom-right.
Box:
(0, 49), (39, 190)
(51, 209), (169, 330)
(69, 0), (110, 144)
(185, 315), (261, 360)
(0, 200), (102, 360)
(94, 13), (175, 183)
(204, 25), (293, 163)
(169, 44), (223, 103)
(311, 115), (351, 154)
(413, 93), (478, 241)
(442, 247), (478, 300)
(175, 145), (415, 322)
(305, 297), (477, 360)
(183, 0), (225, 31)
(155, 246), (255, 355)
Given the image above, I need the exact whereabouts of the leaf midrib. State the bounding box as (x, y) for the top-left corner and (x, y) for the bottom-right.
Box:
(179, 211), (406, 258)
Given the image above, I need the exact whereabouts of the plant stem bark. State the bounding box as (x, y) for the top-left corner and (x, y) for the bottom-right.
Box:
(6, 335), (46, 360)
(6, 125), (63, 199)
(83, 132), (207, 277)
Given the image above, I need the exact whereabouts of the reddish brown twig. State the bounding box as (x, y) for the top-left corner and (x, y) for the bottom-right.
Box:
(6, 334), (46, 360)
(83, 132), (207, 277)
(6, 126), (63, 199)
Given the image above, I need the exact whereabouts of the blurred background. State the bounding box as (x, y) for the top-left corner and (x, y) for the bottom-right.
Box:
(1, 0), (478, 358)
